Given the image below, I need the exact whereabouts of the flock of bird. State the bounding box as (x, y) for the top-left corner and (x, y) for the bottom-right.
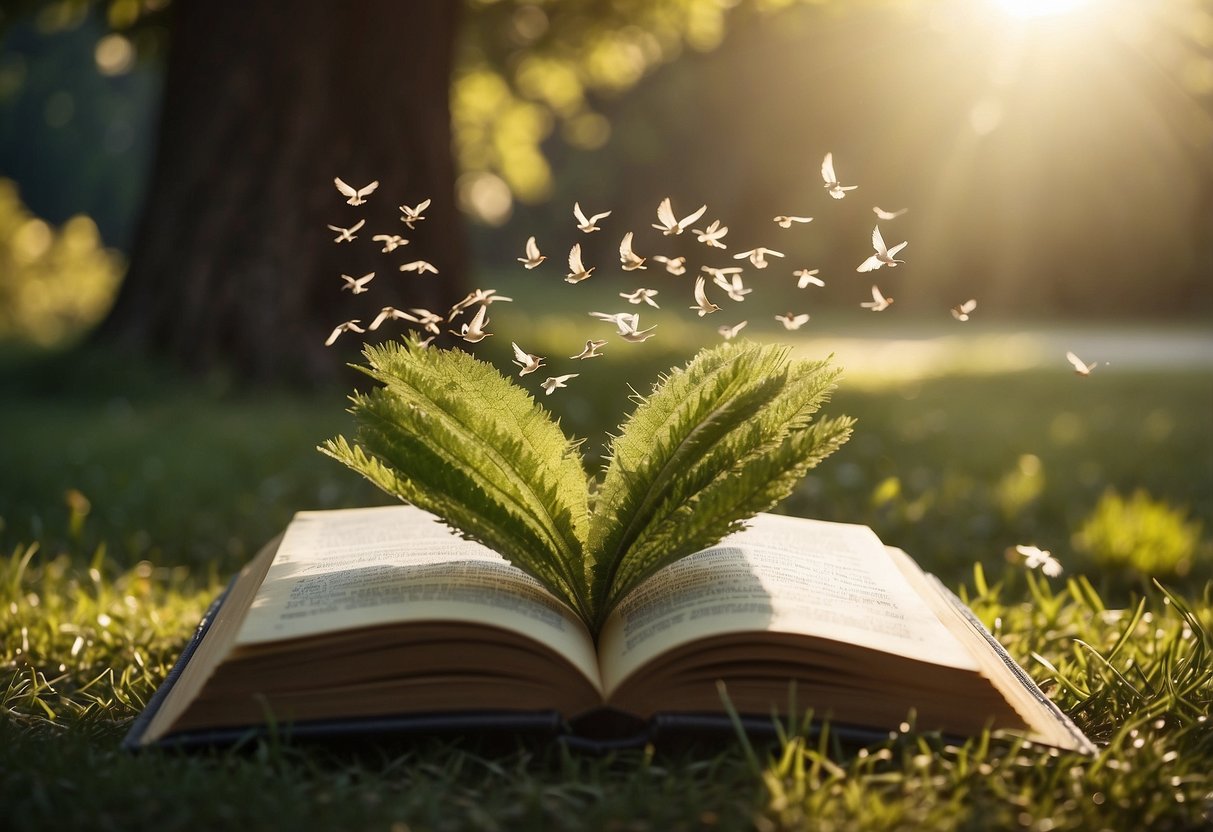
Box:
(324, 155), (1101, 393)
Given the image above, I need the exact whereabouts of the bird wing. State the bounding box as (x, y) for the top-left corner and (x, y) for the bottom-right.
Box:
(357, 181), (380, 198)
(656, 198), (676, 229)
(525, 236), (540, 260)
(1066, 351), (1086, 371)
(886, 241), (908, 258)
(821, 152), (836, 184)
(856, 255), (882, 273)
(573, 202), (588, 225)
(871, 226), (887, 255)
(334, 177), (356, 198)
(415, 198), (431, 213)
(511, 341), (529, 365)
(469, 304), (488, 330)
(350, 219), (366, 233)
(568, 243), (584, 273)
(766, 248), (785, 258)
(871, 285), (886, 303)
(961, 299), (977, 314)
(590, 209), (611, 223)
(694, 276), (710, 306)
(680, 204), (708, 228)
(620, 232), (635, 259)
(733, 250), (755, 260)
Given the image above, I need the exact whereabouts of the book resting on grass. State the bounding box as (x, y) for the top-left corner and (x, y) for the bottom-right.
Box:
(125, 506), (1093, 753)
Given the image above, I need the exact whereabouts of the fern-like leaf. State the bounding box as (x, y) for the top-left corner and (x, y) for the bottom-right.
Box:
(319, 338), (592, 622)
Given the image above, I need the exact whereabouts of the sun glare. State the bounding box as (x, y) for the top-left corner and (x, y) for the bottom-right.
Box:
(990, 0), (1093, 18)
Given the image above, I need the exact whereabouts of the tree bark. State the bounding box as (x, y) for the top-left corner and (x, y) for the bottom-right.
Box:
(94, 0), (467, 384)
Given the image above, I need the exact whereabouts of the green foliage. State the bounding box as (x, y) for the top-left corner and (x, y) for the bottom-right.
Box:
(323, 339), (851, 633)
(1074, 489), (1204, 579)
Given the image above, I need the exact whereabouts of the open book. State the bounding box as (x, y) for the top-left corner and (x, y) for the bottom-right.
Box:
(125, 506), (1092, 752)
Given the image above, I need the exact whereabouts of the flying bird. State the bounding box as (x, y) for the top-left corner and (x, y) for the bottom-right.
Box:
(712, 271), (751, 302)
(447, 288), (513, 320)
(873, 206), (908, 220)
(856, 226), (907, 272)
(1066, 351), (1098, 376)
(860, 285), (894, 312)
(518, 236), (546, 269)
(372, 234), (408, 252)
(398, 198), (431, 229)
(570, 340), (607, 360)
(692, 219), (729, 249)
(951, 299), (977, 321)
(701, 265), (742, 281)
(619, 287), (660, 308)
(619, 232), (647, 271)
(590, 311), (639, 334)
(775, 312), (810, 331)
(327, 219), (365, 243)
(653, 255), (687, 276)
(511, 341), (546, 376)
(794, 268), (824, 288)
(541, 374), (579, 395)
(369, 306), (410, 331)
(1014, 544), (1063, 577)
(690, 276), (721, 317)
(718, 321), (748, 340)
(452, 304), (492, 343)
(573, 202), (611, 233)
(324, 320), (365, 346)
(334, 177), (379, 206)
(404, 308), (444, 335)
(618, 320), (658, 342)
(652, 197), (707, 235)
(399, 260), (439, 275)
(565, 243), (595, 283)
(773, 215), (813, 228)
(734, 247), (785, 269)
(339, 272), (375, 294)
(821, 152), (857, 199)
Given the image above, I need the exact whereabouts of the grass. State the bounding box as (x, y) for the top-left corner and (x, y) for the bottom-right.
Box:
(2, 333), (1211, 830)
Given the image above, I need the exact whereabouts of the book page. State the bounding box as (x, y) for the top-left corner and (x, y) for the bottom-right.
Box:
(235, 505), (601, 692)
(598, 513), (979, 695)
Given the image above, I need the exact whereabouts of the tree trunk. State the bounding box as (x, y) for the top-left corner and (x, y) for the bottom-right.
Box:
(95, 0), (467, 384)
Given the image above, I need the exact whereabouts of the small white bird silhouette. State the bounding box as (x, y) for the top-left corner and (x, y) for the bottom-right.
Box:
(692, 219), (729, 249)
(773, 215), (813, 228)
(565, 243), (595, 283)
(951, 299), (977, 321)
(734, 247), (785, 269)
(369, 306), (410, 331)
(794, 268), (825, 288)
(718, 321), (748, 340)
(339, 272), (375, 294)
(452, 304), (492, 343)
(700, 265), (743, 281)
(398, 198), (431, 230)
(570, 339), (607, 360)
(653, 255), (687, 276)
(775, 312), (810, 330)
(404, 308), (444, 335)
(619, 287), (660, 308)
(1066, 351), (1098, 376)
(861, 285), (894, 312)
(873, 206), (908, 220)
(856, 226), (907, 272)
(712, 271), (751, 302)
(372, 234), (408, 252)
(652, 197), (707, 235)
(573, 202), (611, 233)
(511, 341), (546, 376)
(1014, 544), (1063, 577)
(518, 236), (546, 269)
(399, 260), (439, 276)
(325, 320), (365, 346)
(334, 177), (379, 206)
(821, 152), (857, 199)
(590, 311), (639, 334)
(541, 374), (579, 395)
(619, 232), (647, 271)
(447, 288), (513, 321)
(327, 219), (365, 243)
(690, 276), (721, 317)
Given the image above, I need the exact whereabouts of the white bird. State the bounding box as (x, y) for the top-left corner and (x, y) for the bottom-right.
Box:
(327, 219), (365, 243)
(873, 206), (908, 220)
(712, 271), (751, 302)
(718, 321), (748, 340)
(652, 197), (707, 235)
(570, 339), (607, 360)
(861, 285), (894, 312)
(339, 271), (375, 294)
(518, 236), (546, 270)
(590, 311), (639, 334)
(369, 306), (409, 331)
(452, 304), (492, 343)
(775, 312), (810, 331)
(619, 232), (647, 271)
(372, 234), (408, 252)
(700, 265), (742, 281)
(399, 260), (439, 276)
(618, 321), (657, 343)
(541, 374), (579, 395)
(653, 255), (687, 276)
(734, 247), (785, 269)
(951, 299), (977, 321)
(821, 152), (857, 199)
(1066, 351), (1098, 376)
(773, 215), (813, 228)
(565, 243), (595, 283)
(398, 198), (431, 230)
(692, 219), (729, 249)
(511, 341), (546, 376)
(619, 287), (660, 308)
(334, 177), (379, 206)
(856, 226), (907, 272)
(324, 320), (365, 346)
(1015, 544), (1063, 577)
(447, 288), (514, 321)
(573, 202), (611, 233)
(794, 268), (825, 288)
(404, 308), (444, 335)
(690, 275), (721, 317)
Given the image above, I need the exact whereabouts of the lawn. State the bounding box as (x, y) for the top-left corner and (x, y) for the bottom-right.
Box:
(2, 328), (1211, 831)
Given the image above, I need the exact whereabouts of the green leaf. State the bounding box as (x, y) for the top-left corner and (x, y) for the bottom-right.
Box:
(319, 338), (591, 622)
